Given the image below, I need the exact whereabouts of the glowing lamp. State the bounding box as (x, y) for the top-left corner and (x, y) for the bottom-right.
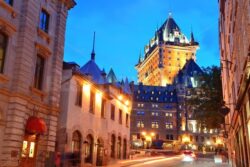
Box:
(145, 136), (151, 141)
(95, 91), (102, 103)
(118, 95), (123, 100)
(141, 131), (146, 136)
(83, 84), (91, 93)
(125, 100), (129, 106)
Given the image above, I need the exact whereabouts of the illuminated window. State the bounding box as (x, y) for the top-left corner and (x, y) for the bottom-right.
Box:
(0, 32), (7, 73)
(137, 121), (144, 128)
(151, 91), (154, 94)
(166, 122), (173, 129)
(137, 103), (144, 107)
(166, 113), (173, 117)
(152, 121), (159, 128)
(72, 131), (81, 152)
(29, 142), (35, 158)
(21, 141), (28, 157)
(39, 9), (50, 33)
(152, 112), (159, 116)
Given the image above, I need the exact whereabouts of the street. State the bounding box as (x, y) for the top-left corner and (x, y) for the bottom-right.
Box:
(110, 155), (230, 167)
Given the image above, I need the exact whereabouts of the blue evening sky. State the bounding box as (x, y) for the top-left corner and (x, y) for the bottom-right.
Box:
(64, 0), (219, 82)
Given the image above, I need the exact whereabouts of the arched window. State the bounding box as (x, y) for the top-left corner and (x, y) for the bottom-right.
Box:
(85, 134), (94, 163)
(72, 131), (81, 152)
(0, 32), (8, 73)
(117, 137), (122, 159)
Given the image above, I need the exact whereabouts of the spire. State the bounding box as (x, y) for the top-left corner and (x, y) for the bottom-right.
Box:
(168, 11), (172, 18)
(190, 27), (195, 43)
(91, 32), (96, 61)
(138, 51), (142, 64)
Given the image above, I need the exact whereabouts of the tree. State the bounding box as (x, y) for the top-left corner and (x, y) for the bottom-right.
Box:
(186, 66), (224, 129)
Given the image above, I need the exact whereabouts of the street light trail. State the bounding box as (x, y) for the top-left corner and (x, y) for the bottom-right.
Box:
(128, 155), (183, 167)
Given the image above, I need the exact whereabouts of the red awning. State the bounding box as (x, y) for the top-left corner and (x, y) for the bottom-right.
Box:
(25, 116), (47, 135)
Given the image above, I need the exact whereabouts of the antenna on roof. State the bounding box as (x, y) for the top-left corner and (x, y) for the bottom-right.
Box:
(91, 31), (96, 61)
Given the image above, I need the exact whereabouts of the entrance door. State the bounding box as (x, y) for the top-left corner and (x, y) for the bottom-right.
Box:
(20, 134), (38, 167)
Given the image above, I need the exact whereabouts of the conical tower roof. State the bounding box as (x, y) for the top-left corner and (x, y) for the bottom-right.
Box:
(107, 68), (117, 84)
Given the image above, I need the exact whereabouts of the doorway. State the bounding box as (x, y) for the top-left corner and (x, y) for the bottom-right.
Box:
(20, 134), (38, 167)
(96, 138), (104, 166)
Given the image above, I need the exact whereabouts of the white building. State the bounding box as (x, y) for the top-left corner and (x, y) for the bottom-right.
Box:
(57, 45), (132, 166)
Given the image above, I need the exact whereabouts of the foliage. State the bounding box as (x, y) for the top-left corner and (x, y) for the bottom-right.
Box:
(186, 66), (224, 129)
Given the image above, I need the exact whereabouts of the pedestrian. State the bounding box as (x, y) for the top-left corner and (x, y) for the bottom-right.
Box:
(55, 152), (61, 167)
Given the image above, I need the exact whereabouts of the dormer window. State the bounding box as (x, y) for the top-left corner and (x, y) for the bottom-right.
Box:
(151, 91), (154, 95)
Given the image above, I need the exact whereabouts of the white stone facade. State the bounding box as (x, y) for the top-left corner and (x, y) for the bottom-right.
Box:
(0, 0), (75, 166)
(57, 64), (131, 166)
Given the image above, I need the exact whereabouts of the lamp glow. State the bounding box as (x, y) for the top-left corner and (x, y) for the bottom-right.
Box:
(118, 95), (123, 100)
(83, 84), (91, 93)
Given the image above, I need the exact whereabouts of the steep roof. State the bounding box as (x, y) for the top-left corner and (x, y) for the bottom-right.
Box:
(181, 59), (203, 76)
(123, 78), (132, 94)
(107, 68), (117, 83)
(79, 60), (106, 84)
(133, 84), (177, 103)
(174, 59), (203, 88)
(159, 15), (180, 35)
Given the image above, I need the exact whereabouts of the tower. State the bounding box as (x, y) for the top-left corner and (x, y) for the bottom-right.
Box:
(135, 13), (199, 86)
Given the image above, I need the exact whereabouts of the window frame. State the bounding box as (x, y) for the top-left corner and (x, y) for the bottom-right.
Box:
(4, 0), (13, 6)
(33, 54), (45, 90)
(0, 32), (7, 74)
(110, 104), (115, 120)
(75, 83), (82, 107)
(101, 98), (106, 118)
(39, 9), (50, 33)
(119, 109), (122, 124)
(89, 91), (95, 114)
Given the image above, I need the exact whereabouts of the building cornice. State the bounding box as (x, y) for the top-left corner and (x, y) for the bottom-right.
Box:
(58, 0), (76, 10)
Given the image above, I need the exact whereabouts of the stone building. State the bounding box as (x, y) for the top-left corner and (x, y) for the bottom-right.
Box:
(174, 59), (222, 151)
(0, 0), (75, 166)
(130, 84), (178, 149)
(219, 0), (250, 166)
(131, 59), (222, 151)
(57, 46), (132, 166)
(135, 13), (199, 86)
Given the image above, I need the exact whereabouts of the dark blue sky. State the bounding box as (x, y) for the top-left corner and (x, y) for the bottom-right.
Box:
(64, 0), (219, 82)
